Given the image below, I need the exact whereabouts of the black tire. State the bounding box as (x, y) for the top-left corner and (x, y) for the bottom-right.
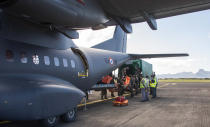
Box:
(61, 108), (77, 122)
(40, 116), (59, 127)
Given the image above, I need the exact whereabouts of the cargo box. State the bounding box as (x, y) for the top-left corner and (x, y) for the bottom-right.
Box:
(119, 59), (153, 79)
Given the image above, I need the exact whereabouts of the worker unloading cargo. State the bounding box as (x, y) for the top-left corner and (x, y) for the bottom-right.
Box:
(124, 75), (130, 86)
(140, 75), (150, 102)
(131, 75), (138, 95)
(101, 74), (115, 99)
(150, 73), (158, 98)
(117, 77), (124, 96)
(109, 75), (116, 97)
(124, 75), (134, 97)
(139, 73), (143, 94)
(126, 75), (134, 97)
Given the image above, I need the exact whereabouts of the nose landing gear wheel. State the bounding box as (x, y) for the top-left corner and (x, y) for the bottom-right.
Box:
(40, 116), (58, 127)
(61, 108), (77, 122)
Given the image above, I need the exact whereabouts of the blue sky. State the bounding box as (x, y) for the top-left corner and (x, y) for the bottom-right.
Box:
(75, 10), (210, 74)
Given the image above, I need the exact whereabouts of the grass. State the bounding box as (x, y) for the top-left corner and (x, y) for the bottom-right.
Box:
(159, 79), (210, 83)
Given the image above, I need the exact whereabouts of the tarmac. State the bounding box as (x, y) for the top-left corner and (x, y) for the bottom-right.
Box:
(2, 82), (210, 127)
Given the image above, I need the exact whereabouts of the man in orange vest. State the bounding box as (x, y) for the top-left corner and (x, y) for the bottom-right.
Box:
(101, 74), (114, 99)
(122, 75), (134, 97)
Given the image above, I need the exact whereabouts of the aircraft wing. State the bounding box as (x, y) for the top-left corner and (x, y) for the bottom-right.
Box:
(129, 53), (189, 59)
(100, 0), (210, 23)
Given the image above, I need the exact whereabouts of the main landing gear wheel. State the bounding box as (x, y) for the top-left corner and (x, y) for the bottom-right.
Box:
(40, 116), (59, 127)
(61, 108), (77, 122)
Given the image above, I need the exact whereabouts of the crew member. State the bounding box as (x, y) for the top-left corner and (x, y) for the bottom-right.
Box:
(124, 75), (134, 97)
(117, 76), (125, 96)
(150, 73), (158, 98)
(124, 75), (131, 86)
(134, 75), (139, 95)
(101, 74), (114, 99)
(108, 75), (116, 97)
(140, 75), (149, 102)
(139, 73), (143, 94)
(130, 75), (137, 95)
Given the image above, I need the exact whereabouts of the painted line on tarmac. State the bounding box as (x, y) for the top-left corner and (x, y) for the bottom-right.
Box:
(158, 82), (177, 88)
(158, 83), (170, 88)
(171, 83), (176, 85)
(78, 94), (130, 107)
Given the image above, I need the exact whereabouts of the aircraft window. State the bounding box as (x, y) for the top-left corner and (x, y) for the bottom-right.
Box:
(71, 59), (76, 68)
(6, 50), (14, 62)
(63, 58), (68, 67)
(32, 54), (39, 65)
(54, 57), (60, 66)
(44, 56), (50, 66)
(20, 52), (27, 63)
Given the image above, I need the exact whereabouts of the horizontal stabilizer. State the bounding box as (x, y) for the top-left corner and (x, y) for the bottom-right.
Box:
(129, 53), (189, 59)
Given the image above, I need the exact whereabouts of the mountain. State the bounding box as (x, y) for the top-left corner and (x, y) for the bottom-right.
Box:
(158, 69), (210, 79)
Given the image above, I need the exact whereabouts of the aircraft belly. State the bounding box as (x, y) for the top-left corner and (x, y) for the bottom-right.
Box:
(0, 74), (85, 120)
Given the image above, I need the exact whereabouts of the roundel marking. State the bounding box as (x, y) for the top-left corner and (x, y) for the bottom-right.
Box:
(109, 57), (114, 65)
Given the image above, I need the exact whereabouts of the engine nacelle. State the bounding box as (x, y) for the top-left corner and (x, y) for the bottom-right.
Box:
(0, 0), (108, 28)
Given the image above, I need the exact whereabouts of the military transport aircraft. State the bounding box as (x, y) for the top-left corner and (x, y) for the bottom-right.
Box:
(0, 0), (209, 127)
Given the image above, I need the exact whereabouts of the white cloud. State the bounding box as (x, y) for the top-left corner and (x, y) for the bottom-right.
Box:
(208, 33), (210, 39)
(145, 58), (210, 74)
(146, 58), (192, 74)
(74, 27), (115, 47)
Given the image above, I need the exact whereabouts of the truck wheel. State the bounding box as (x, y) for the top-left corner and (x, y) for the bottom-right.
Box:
(61, 108), (77, 122)
(40, 116), (58, 127)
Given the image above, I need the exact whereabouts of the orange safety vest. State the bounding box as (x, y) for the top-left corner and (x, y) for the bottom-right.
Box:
(124, 76), (130, 85)
(102, 75), (113, 84)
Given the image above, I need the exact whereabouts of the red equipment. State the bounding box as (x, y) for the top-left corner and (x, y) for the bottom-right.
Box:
(113, 96), (128, 106)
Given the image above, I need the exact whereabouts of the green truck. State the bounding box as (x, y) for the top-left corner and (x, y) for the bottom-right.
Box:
(119, 59), (153, 79)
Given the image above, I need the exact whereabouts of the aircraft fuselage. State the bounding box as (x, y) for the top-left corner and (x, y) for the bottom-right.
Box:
(0, 38), (130, 120)
(0, 38), (129, 90)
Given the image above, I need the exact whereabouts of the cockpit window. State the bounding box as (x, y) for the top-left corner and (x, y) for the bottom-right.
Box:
(6, 50), (14, 62)
(32, 54), (39, 65)
(20, 52), (28, 63)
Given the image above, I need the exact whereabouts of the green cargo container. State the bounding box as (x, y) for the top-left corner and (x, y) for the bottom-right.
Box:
(119, 59), (153, 79)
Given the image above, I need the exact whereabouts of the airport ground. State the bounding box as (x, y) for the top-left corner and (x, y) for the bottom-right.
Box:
(2, 81), (210, 127)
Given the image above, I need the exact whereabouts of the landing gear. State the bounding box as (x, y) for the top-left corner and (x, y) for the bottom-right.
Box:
(61, 108), (77, 122)
(40, 116), (59, 127)
(40, 108), (77, 127)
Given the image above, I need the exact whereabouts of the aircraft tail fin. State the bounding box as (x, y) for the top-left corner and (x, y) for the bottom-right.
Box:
(91, 25), (127, 53)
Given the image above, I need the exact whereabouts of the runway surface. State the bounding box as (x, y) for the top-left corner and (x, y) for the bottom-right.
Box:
(2, 82), (210, 127)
